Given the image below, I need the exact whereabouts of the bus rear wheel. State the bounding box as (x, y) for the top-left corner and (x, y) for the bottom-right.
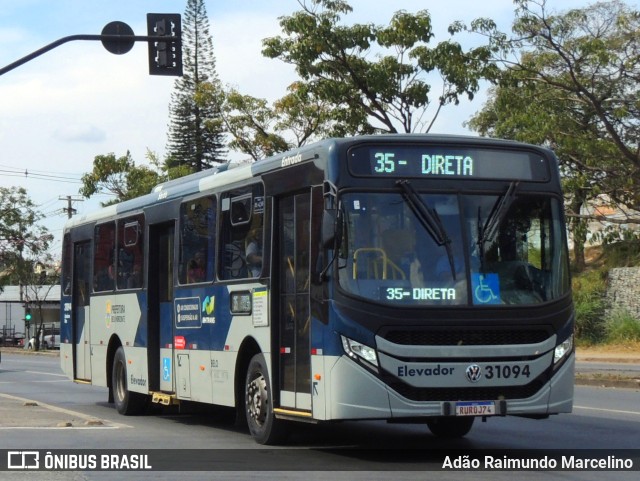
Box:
(245, 353), (286, 445)
(112, 346), (147, 415)
(426, 416), (474, 438)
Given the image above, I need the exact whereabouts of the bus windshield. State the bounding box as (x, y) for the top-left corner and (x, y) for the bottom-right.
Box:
(337, 191), (570, 306)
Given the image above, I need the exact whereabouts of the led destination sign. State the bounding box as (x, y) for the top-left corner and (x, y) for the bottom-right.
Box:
(348, 145), (550, 181)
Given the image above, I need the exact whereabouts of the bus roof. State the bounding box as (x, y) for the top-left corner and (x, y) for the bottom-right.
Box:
(65, 134), (553, 229)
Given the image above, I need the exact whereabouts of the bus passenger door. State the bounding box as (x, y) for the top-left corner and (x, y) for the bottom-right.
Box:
(73, 241), (92, 381)
(147, 222), (175, 394)
(277, 192), (312, 411)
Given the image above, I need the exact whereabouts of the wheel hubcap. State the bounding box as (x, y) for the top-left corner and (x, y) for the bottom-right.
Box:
(115, 362), (126, 401)
(247, 374), (268, 426)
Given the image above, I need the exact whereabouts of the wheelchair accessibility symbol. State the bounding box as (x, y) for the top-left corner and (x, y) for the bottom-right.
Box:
(471, 273), (501, 304)
(162, 357), (171, 382)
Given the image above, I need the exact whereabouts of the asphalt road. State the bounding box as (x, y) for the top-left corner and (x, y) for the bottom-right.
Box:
(0, 350), (639, 480)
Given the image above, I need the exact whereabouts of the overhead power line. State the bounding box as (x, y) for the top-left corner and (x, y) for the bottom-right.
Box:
(0, 163), (83, 177)
(0, 167), (82, 184)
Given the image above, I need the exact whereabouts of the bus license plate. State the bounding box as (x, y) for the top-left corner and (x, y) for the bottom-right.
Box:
(455, 401), (496, 416)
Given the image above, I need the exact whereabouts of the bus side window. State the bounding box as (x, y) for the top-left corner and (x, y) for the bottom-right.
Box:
(62, 234), (72, 296)
(223, 242), (247, 279)
(117, 216), (144, 289)
(179, 197), (216, 284)
(219, 186), (264, 280)
(94, 222), (116, 292)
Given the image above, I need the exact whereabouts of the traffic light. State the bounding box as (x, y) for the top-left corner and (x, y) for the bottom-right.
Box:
(147, 13), (182, 76)
(101, 21), (135, 55)
(25, 307), (32, 322)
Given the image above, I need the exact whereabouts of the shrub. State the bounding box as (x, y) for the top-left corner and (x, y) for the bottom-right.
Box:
(572, 270), (607, 343)
(605, 309), (640, 344)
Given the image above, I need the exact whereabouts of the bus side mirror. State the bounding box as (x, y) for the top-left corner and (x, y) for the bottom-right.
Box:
(318, 208), (343, 282)
(322, 209), (337, 248)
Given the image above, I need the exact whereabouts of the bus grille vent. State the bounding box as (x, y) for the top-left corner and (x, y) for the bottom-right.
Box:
(383, 329), (550, 346)
(387, 379), (546, 402)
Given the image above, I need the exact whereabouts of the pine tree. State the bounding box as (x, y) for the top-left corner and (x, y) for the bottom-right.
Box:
(166, 0), (226, 172)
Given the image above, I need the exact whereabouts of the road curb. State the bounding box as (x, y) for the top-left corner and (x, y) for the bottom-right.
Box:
(0, 393), (131, 430)
(576, 356), (640, 364)
(574, 376), (640, 390)
(0, 347), (59, 357)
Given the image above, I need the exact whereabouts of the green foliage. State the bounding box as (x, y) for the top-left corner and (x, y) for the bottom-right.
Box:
(218, 81), (339, 160)
(590, 228), (640, 253)
(0, 187), (53, 287)
(572, 240), (640, 344)
(218, 88), (290, 161)
(261, 0), (494, 134)
(605, 309), (640, 343)
(466, 0), (640, 268)
(79, 152), (162, 206)
(572, 270), (607, 343)
(600, 239), (640, 268)
(166, 0), (226, 171)
(485, 1), (639, 208)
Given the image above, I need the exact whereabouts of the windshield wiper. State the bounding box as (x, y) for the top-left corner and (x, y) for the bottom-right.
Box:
(396, 179), (456, 280)
(477, 181), (519, 270)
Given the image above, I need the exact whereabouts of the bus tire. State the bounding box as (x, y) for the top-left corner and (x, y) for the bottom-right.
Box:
(112, 346), (147, 415)
(426, 416), (474, 438)
(245, 353), (286, 445)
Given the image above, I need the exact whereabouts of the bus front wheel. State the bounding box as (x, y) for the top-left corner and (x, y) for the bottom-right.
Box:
(426, 416), (474, 438)
(245, 353), (286, 445)
(112, 346), (147, 415)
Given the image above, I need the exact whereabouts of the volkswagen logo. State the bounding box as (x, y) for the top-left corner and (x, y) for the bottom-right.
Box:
(465, 364), (482, 383)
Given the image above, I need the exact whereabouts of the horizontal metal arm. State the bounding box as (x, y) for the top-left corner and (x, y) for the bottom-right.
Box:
(0, 34), (179, 76)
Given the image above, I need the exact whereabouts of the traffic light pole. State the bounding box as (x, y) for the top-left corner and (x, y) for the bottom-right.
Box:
(0, 14), (182, 77)
(0, 35), (165, 76)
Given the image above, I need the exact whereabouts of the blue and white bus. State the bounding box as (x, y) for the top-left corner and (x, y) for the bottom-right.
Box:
(60, 134), (574, 444)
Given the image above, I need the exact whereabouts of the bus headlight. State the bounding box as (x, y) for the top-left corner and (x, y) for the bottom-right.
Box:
(554, 334), (574, 364)
(341, 335), (378, 367)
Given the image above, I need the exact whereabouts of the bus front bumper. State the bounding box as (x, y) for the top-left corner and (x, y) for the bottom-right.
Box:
(326, 353), (575, 420)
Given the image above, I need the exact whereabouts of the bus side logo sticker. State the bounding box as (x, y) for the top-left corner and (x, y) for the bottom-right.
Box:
(175, 297), (202, 328)
(105, 300), (112, 328)
(202, 296), (216, 324)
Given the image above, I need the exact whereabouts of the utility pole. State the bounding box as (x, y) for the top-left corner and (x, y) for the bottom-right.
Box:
(59, 195), (84, 219)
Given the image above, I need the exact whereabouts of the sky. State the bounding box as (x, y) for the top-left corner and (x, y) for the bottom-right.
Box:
(1, 0), (633, 257)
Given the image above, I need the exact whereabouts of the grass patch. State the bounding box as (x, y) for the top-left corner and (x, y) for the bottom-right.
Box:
(605, 309), (640, 344)
(572, 270), (607, 344)
(601, 240), (640, 269)
(573, 240), (640, 346)
(577, 340), (640, 353)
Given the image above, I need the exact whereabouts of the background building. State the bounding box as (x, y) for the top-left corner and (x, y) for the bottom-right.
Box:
(0, 285), (60, 345)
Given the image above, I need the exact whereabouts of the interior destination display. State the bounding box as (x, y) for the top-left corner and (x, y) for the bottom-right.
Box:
(348, 145), (550, 181)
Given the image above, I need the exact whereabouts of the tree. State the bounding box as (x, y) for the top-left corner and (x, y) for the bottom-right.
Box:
(166, 0), (226, 171)
(466, 0), (640, 226)
(261, 0), (495, 134)
(219, 89), (289, 161)
(466, 69), (608, 270)
(215, 82), (335, 161)
(23, 260), (59, 351)
(79, 152), (162, 206)
(0, 187), (52, 289)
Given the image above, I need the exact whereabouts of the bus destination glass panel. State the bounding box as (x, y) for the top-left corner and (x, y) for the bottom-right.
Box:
(348, 145), (550, 181)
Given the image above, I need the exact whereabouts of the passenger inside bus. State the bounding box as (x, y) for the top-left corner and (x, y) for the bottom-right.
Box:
(117, 248), (140, 289)
(186, 250), (206, 283)
(245, 228), (263, 278)
(381, 228), (420, 281)
(95, 260), (115, 292)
